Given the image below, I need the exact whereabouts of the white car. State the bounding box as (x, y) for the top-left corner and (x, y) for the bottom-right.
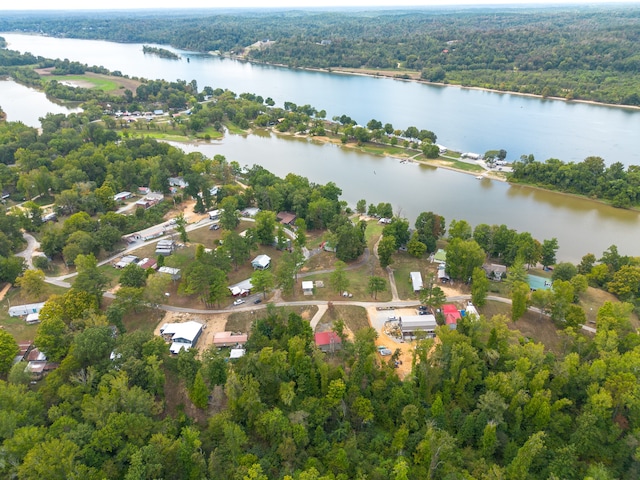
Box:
(233, 298), (245, 306)
(377, 346), (393, 356)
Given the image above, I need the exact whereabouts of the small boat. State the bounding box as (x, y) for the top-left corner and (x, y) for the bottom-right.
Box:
(476, 175), (484, 180)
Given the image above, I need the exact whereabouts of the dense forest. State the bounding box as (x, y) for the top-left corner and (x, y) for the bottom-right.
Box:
(2, 7), (640, 105)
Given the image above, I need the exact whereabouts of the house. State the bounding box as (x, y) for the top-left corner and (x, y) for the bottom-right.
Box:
(158, 266), (181, 281)
(8, 302), (46, 317)
(314, 331), (342, 352)
(302, 281), (314, 296)
(138, 186), (151, 195)
(399, 315), (438, 339)
(114, 191), (133, 202)
(229, 279), (253, 296)
(442, 304), (461, 329)
(168, 177), (189, 188)
(276, 211), (297, 226)
(433, 249), (447, 264)
(378, 218), (392, 224)
(135, 192), (163, 209)
(115, 255), (139, 269)
(251, 254), (271, 270)
(153, 109), (164, 115)
(213, 331), (248, 347)
(41, 212), (57, 222)
(322, 240), (337, 253)
(483, 263), (507, 281)
(209, 186), (219, 196)
(143, 229), (165, 241)
(159, 321), (203, 354)
(155, 239), (175, 256)
(410, 272), (423, 293)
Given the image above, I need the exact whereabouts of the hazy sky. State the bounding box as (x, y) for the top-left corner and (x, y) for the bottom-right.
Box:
(2, 0), (639, 10)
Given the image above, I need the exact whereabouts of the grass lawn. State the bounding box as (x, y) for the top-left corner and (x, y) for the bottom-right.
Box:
(97, 264), (123, 289)
(317, 304), (370, 334)
(42, 74), (119, 92)
(423, 157), (485, 173)
(226, 305), (318, 334)
(391, 252), (444, 300)
(0, 284), (69, 342)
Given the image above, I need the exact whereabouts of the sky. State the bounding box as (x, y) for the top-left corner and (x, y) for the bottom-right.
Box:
(2, 0), (639, 10)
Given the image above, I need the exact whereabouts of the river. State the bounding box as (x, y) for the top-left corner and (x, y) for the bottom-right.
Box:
(0, 33), (639, 262)
(2, 32), (640, 165)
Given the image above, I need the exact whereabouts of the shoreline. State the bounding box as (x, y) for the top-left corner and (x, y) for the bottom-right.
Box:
(228, 54), (640, 112)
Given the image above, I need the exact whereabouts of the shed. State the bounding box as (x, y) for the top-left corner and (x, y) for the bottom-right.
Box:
(251, 254), (271, 270)
(213, 331), (248, 347)
(115, 255), (139, 269)
(25, 312), (40, 324)
(314, 331), (342, 352)
(302, 281), (314, 295)
(465, 303), (480, 320)
(437, 268), (450, 283)
(399, 315), (438, 338)
(410, 272), (423, 292)
(483, 263), (507, 281)
(276, 211), (297, 226)
(229, 348), (246, 360)
(137, 257), (158, 270)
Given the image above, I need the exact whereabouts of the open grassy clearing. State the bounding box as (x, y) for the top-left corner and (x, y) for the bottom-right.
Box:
(317, 304), (370, 334)
(479, 300), (564, 354)
(225, 305), (318, 334)
(391, 251), (443, 300)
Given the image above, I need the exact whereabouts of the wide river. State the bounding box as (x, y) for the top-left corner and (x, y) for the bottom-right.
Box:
(0, 33), (639, 262)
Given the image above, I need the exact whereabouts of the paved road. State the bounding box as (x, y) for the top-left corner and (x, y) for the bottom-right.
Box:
(15, 233), (40, 270)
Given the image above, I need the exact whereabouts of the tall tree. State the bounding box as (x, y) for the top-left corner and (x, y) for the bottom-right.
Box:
(378, 235), (396, 268)
(471, 266), (489, 307)
(73, 253), (108, 304)
(367, 276), (387, 300)
(15, 269), (46, 300)
(219, 196), (240, 231)
(255, 210), (277, 245)
(0, 330), (19, 375)
(251, 269), (275, 299)
(510, 280), (530, 322)
(540, 238), (559, 268)
(445, 238), (485, 282)
(329, 260), (350, 294)
(174, 213), (189, 244)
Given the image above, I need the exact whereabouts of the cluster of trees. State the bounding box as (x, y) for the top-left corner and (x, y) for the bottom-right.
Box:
(142, 45), (180, 60)
(3, 296), (640, 478)
(510, 155), (640, 208)
(6, 7), (640, 105)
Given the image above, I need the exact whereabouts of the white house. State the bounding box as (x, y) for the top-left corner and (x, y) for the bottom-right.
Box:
(208, 209), (223, 220)
(251, 254), (271, 270)
(158, 266), (181, 281)
(410, 272), (423, 292)
(168, 177), (189, 188)
(229, 278), (253, 296)
(9, 302), (46, 317)
(159, 321), (203, 354)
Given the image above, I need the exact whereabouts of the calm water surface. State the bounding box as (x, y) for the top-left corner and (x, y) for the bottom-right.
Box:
(0, 79), (81, 126)
(2, 32), (640, 165)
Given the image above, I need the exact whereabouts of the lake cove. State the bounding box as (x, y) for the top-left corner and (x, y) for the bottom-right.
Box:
(169, 133), (640, 263)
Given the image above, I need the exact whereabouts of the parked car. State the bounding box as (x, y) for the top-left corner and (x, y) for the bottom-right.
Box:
(232, 298), (245, 306)
(254, 298), (262, 304)
(417, 305), (428, 311)
(377, 345), (393, 356)
(418, 310), (429, 316)
(209, 223), (220, 230)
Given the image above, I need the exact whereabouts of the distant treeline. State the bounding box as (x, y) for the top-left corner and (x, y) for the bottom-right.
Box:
(3, 8), (640, 105)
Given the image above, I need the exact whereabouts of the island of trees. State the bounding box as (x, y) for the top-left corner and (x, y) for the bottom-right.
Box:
(142, 45), (181, 60)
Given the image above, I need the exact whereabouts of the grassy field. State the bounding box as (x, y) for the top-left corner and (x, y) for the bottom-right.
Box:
(316, 304), (370, 334)
(391, 252), (444, 300)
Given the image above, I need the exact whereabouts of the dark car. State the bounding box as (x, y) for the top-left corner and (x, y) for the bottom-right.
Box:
(418, 310), (429, 315)
(254, 298), (262, 304)
(417, 305), (428, 311)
